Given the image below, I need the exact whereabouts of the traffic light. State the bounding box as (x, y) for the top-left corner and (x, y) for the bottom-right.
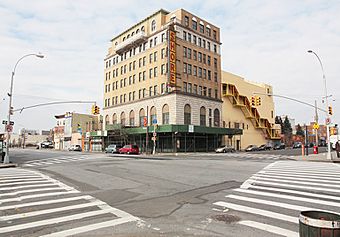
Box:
(256, 96), (261, 106)
(91, 105), (96, 115)
(94, 106), (100, 115)
(328, 106), (333, 115)
(251, 96), (256, 106)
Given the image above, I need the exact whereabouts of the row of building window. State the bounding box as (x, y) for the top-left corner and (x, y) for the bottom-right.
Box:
(106, 32), (167, 69)
(183, 16), (217, 41)
(183, 63), (218, 82)
(182, 82), (218, 99)
(182, 30), (218, 53)
(183, 46), (218, 69)
(105, 48), (167, 81)
(105, 105), (220, 128)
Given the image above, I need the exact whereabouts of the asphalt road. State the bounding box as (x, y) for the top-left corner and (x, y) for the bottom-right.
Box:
(1, 148), (339, 237)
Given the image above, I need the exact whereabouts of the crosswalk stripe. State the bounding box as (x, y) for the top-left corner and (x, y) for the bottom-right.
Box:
(0, 180), (53, 187)
(253, 173), (340, 184)
(0, 187), (74, 198)
(0, 190), (80, 203)
(0, 183), (59, 191)
(234, 188), (340, 207)
(0, 195), (92, 211)
(238, 220), (299, 237)
(258, 170), (340, 179)
(0, 208), (119, 233)
(39, 216), (139, 237)
(0, 177), (45, 183)
(249, 176), (340, 188)
(0, 200), (104, 221)
(213, 201), (298, 224)
(248, 179), (340, 193)
(264, 168), (340, 175)
(227, 194), (337, 213)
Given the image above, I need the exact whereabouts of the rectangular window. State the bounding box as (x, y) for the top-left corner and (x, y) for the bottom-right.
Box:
(214, 72), (218, 82)
(214, 44), (217, 53)
(199, 24), (204, 33)
(129, 76), (132, 85)
(133, 74), (136, 84)
(213, 30), (217, 40)
(143, 88), (146, 98)
(154, 67), (157, 77)
(208, 88), (211, 97)
(149, 39), (153, 48)
(203, 69), (206, 79)
(154, 51), (157, 61)
(192, 21), (197, 30)
(188, 83), (192, 93)
(133, 91), (135, 100)
(203, 39), (206, 49)
(161, 33), (166, 42)
(194, 84), (197, 94)
(139, 72), (142, 82)
(143, 71), (146, 80)
(193, 50), (197, 60)
(208, 70), (211, 80)
(149, 68), (153, 78)
(187, 48), (191, 59)
(161, 64), (165, 75)
(207, 56), (211, 66)
(161, 48), (165, 59)
(133, 61), (136, 70)
(143, 56), (146, 66)
(161, 83), (165, 94)
(203, 87), (207, 96)
(154, 85), (157, 95)
(139, 89), (141, 99)
(198, 86), (202, 95)
(207, 42), (211, 51)
(183, 63), (187, 73)
(183, 82), (187, 92)
(187, 64), (192, 75)
(183, 31), (187, 41)
(198, 38), (202, 47)
(198, 67), (202, 78)
(193, 35), (197, 45)
(193, 66), (197, 76)
(149, 53), (152, 63)
(188, 33), (191, 42)
(154, 37), (157, 46)
(129, 62), (132, 71)
(207, 28), (211, 37)
(129, 92), (131, 101)
(203, 54), (206, 64)
(215, 89), (218, 99)
(139, 58), (142, 68)
(184, 16), (189, 26)
(198, 52), (202, 62)
(149, 86), (152, 96)
(183, 46), (187, 57)
(214, 58), (218, 69)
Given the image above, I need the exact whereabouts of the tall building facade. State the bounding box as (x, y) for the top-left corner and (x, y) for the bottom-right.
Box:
(103, 9), (241, 152)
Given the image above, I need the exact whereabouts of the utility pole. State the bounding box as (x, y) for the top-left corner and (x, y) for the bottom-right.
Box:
(314, 100), (318, 146)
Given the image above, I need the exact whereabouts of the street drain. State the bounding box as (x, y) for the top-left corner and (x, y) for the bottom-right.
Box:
(212, 214), (241, 223)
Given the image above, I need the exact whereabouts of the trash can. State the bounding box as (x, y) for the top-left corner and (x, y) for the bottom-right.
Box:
(313, 146), (319, 154)
(299, 211), (340, 237)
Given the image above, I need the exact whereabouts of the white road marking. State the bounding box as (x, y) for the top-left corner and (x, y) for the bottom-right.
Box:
(235, 188), (340, 206)
(0, 177), (45, 183)
(0, 195), (92, 211)
(213, 201), (298, 223)
(0, 208), (119, 233)
(0, 190), (80, 204)
(0, 187), (75, 198)
(0, 183), (59, 191)
(253, 173), (340, 184)
(0, 180), (53, 187)
(39, 216), (139, 237)
(258, 170), (340, 179)
(238, 220), (299, 237)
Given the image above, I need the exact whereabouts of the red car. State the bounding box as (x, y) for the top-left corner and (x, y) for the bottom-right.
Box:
(119, 144), (139, 154)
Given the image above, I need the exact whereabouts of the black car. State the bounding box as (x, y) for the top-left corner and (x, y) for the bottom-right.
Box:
(258, 144), (272, 151)
(274, 143), (285, 150)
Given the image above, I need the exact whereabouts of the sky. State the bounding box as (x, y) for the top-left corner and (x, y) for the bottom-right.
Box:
(0, 0), (339, 133)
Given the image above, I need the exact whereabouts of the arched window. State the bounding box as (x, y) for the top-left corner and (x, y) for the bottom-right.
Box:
(127, 34), (130, 39)
(184, 104), (191, 125)
(123, 37), (125, 42)
(112, 113), (117, 124)
(150, 106), (157, 124)
(129, 110), (135, 126)
(131, 32), (134, 36)
(200, 106), (206, 126)
(139, 108), (145, 126)
(105, 115), (109, 125)
(141, 26), (145, 32)
(162, 104), (169, 124)
(136, 29), (140, 34)
(151, 20), (156, 31)
(120, 112), (126, 126)
(214, 109), (220, 127)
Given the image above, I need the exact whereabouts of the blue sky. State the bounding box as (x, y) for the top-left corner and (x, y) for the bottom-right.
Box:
(0, 0), (339, 132)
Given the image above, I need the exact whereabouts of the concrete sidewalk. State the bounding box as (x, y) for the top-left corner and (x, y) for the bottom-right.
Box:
(293, 151), (340, 163)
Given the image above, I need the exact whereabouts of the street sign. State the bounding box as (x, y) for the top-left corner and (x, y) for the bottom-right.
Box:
(326, 118), (331, 125)
(152, 119), (157, 124)
(9, 121), (14, 125)
(313, 123), (319, 130)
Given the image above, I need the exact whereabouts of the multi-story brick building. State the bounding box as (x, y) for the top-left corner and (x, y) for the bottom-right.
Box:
(103, 9), (242, 152)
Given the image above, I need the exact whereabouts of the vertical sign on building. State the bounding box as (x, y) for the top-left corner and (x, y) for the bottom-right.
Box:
(168, 25), (176, 87)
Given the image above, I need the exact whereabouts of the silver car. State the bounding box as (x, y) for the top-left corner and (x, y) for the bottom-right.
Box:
(215, 145), (236, 153)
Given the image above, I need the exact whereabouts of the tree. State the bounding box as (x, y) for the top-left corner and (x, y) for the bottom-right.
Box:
(296, 124), (305, 137)
(282, 116), (292, 135)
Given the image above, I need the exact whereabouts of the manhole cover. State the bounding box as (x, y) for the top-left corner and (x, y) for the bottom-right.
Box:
(212, 214), (241, 223)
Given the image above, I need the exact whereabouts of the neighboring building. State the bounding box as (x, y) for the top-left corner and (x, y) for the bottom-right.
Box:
(103, 9), (242, 152)
(305, 122), (327, 144)
(221, 71), (281, 149)
(53, 112), (102, 151)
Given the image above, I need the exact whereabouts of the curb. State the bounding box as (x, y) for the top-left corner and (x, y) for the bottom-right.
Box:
(0, 163), (18, 168)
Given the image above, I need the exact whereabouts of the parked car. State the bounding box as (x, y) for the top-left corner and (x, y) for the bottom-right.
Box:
(105, 144), (123, 153)
(41, 141), (54, 148)
(292, 142), (302, 149)
(274, 143), (286, 150)
(119, 144), (139, 154)
(258, 144), (272, 151)
(68, 144), (82, 152)
(245, 145), (259, 152)
(215, 145), (236, 153)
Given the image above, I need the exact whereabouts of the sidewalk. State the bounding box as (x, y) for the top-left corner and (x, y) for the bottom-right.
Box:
(293, 151), (340, 163)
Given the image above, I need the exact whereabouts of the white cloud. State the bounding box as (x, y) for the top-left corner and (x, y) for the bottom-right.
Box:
(0, 0), (339, 133)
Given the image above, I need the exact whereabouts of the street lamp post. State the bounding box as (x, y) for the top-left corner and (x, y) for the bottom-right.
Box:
(3, 53), (44, 164)
(307, 50), (331, 159)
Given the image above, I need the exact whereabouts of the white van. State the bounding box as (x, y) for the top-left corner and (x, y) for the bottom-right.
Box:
(330, 135), (340, 150)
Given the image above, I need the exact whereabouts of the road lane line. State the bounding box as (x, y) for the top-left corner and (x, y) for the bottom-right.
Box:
(213, 201), (298, 223)
(238, 220), (299, 237)
(39, 216), (139, 237)
(0, 208), (121, 233)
